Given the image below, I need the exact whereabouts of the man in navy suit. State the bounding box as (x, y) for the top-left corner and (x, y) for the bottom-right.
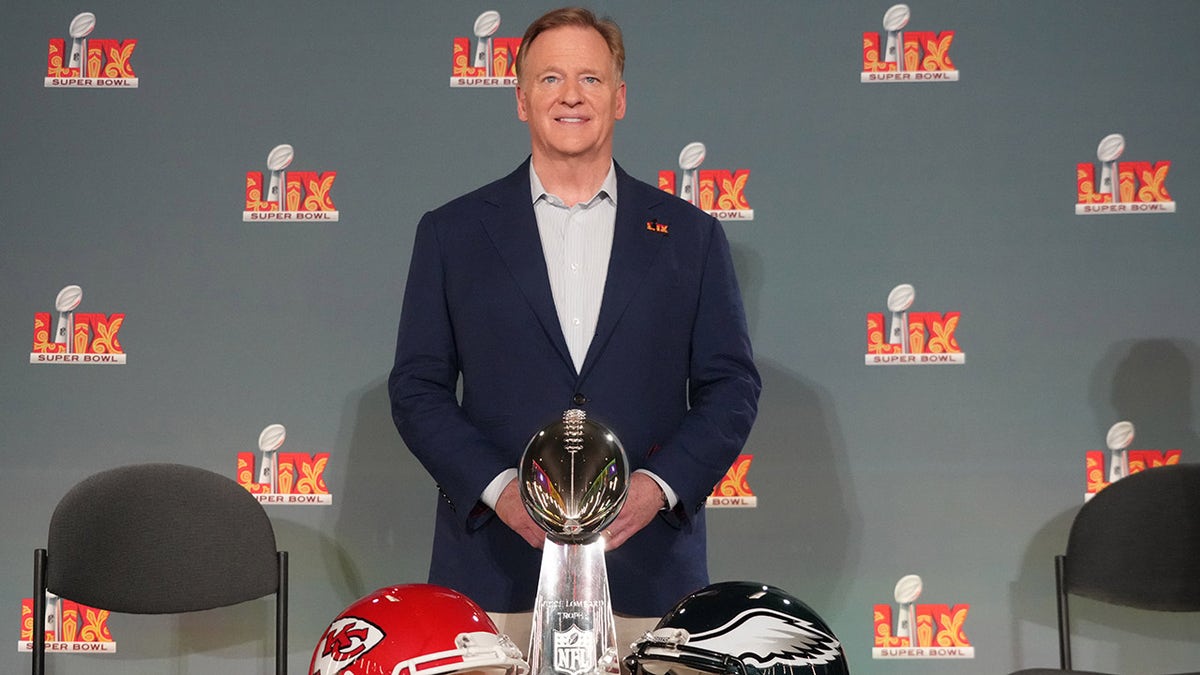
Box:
(388, 7), (760, 631)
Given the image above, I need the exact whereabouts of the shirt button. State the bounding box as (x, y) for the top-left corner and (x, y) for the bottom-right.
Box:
(572, 318), (581, 325)
(573, 393), (587, 406)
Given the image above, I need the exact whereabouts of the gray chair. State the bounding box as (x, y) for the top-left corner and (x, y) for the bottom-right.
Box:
(32, 463), (288, 674)
(1011, 463), (1200, 675)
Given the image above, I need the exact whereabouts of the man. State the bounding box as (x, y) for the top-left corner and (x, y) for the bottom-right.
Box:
(388, 6), (760, 636)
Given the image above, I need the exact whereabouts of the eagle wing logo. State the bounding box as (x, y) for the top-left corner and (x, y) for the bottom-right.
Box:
(688, 608), (842, 667)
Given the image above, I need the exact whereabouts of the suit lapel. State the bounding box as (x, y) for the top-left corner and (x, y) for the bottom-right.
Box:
(480, 161), (575, 373)
(579, 164), (667, 381)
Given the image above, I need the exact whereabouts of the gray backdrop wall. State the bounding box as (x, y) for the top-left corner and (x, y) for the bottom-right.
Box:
(2, 1), (1197, 673)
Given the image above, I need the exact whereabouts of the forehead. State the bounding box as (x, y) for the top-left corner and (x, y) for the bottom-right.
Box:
(522, 25), (615, 72)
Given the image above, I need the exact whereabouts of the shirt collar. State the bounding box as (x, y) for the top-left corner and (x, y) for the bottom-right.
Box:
(530, 161), (618, 208)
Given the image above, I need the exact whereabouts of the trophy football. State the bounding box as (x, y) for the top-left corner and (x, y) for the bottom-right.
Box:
(520, 409), (629, 675)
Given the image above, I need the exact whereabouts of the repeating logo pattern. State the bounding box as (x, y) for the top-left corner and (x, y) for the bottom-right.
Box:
(865, 284), (963, 365)
(862, 4), (958, 82)
(873, 574), (973, 659)
(451, 11), (521, 87)
(236, 424), (333, 505)
(707, 454), (757, 508)
(244, 145), (339, 221)
(1084, 421), (1182, 501)
(17, 594), (115, 654)
(1076, 134), (1175, 214)
(658, 142), (754, 221)
(30, 285), (126, 365)
(45, 12), (138, 88)
(12, 8), (1196, 673)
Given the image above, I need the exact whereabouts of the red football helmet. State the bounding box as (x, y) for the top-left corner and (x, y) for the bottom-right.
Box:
(310, 584), (529, 675)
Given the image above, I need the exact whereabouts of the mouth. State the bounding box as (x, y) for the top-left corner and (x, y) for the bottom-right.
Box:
(555, 116), (589, 124)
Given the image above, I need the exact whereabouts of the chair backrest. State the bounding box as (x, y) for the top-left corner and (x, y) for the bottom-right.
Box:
(46, 462), (280, 613)
(1063, 462), (1200, 612)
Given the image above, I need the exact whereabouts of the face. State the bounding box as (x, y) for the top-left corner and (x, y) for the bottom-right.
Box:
(516, 25), (626, 166)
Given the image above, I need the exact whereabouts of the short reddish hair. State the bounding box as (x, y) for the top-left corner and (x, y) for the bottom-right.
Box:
(515, 7), (625, 82)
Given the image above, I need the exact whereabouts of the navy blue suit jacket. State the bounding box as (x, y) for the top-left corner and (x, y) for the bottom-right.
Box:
(388, 159), (760, 616)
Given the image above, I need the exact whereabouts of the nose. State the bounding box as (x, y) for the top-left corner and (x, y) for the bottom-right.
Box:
(559, 79), (583, 106)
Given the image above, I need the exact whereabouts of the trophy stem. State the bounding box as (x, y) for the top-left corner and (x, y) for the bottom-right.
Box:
(529, 539), (619, 675)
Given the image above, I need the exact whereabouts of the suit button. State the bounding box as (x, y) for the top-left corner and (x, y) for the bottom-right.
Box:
(572, 393), (587, 406)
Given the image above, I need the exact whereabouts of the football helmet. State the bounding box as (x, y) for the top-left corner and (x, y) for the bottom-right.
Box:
(626, 582), (849, 675)
(310, 584), (529, 675)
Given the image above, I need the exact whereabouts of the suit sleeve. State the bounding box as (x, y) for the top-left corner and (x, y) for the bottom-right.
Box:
(642, 217), (761, 518)
(388, 211), (511, 530)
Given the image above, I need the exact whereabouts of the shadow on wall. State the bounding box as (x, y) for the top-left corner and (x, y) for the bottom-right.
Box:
(1008, 338), (1200, 671)
(1090, 339), (1199, 453)
(705, 358), (862, 616)
(329, 378), (436, 602)
(709, 243), (862, 617)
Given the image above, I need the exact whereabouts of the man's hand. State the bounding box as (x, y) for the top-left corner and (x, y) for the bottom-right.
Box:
(494, 478), (546, 549)
(604, 472), (666, 551)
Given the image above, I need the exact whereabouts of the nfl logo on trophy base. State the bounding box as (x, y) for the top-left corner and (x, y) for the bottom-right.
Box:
(520, 409), (629, 675)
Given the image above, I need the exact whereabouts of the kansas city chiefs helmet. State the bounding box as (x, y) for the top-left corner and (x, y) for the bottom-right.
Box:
(626, 581), (849, 675)
(310, 584), (529, 675)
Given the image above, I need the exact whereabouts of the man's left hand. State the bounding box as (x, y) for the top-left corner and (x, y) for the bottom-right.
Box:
(603, 472), (666, 550)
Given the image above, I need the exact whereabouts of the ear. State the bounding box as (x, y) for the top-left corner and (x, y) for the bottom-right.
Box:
(614, 81), (627, 120)
(516, 84), (529, 122)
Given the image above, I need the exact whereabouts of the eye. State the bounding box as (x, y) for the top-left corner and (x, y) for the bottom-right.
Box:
(543, 75), (560, 84)
(583, 76), (600, 84)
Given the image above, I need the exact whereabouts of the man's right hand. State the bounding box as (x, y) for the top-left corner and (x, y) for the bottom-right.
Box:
(494, 479), (546, 549)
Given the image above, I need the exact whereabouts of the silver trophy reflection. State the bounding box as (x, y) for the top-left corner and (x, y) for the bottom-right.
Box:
(68, 13), (96, 76)
(1105, 420), (1134, 484)
(882, 4), (910, 72)
(257, 424), (286, 493)
(54, 285), (83, 353)
(886, 284), (914, 354)
(893, 574), (922, 645)
(1096, 133), (1124, 204)
(44, 592), (63, 645)
(473, 11), (501, 78)
(266, 144), (294, 212)
(521, 409), (629, 675)
(677, 142), (706, 206)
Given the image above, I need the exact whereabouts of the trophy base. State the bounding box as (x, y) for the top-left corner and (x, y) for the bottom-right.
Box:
(528, 538), (620, 675)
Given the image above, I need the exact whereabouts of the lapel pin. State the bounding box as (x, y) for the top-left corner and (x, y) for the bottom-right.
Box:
(645, 219), (669, 235)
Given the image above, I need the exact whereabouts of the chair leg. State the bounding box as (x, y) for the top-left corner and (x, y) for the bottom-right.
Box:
(1054, 554), (1071, 670)
(33, 549), (47, 675)
(277, 551), (288, 675)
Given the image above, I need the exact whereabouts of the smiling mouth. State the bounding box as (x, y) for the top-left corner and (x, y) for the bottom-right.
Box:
(556, 117), (588, 123)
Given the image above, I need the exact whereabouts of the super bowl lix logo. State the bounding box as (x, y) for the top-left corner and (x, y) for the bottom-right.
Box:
(237, 424), (333, 505)
(862, 4), (957, 82)
(451, 11), (520, 87)
(707, 454), (756, 508)
(17, 593), (115, 654)
(1076, 134), (1174, 214)
(866, 284), (963, 365)
(659, 143), (754, 221)
(873, 574), (973, 659)
(30, 285), (126, 365)
(244, 145), (339, 221)
(45, 12), (137, 88)
(1084, 421), (1181, 501)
